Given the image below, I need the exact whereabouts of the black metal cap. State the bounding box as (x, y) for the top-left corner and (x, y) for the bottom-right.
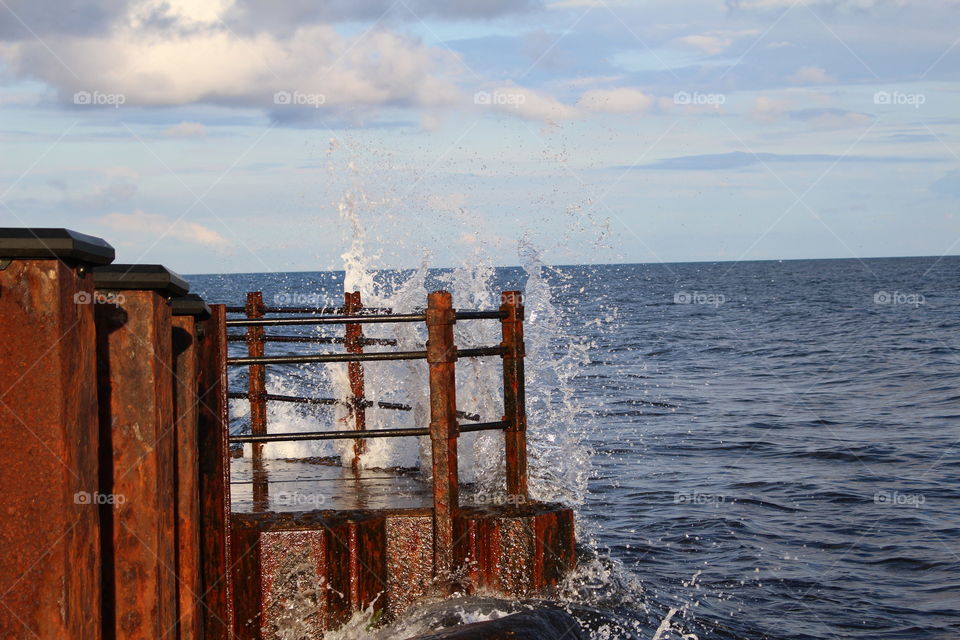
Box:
(171, 293), (211, 319)
(93, 264), (189, 297)
(0, 228), (115, 265)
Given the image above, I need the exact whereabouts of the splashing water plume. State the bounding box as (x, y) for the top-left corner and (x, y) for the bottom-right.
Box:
(224, 151), (701, 638)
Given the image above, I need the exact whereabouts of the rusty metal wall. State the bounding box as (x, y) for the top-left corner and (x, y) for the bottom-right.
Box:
(0, 259), (102, 639)
(172, 314), (202, 640)
(197, 304), (235, 639)
(95, 289), (177, 639)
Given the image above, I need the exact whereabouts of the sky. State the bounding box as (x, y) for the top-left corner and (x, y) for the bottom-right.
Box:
(0, 0), (958, 274)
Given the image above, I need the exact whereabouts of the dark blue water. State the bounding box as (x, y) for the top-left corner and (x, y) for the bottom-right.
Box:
(190, 256), (960, 640)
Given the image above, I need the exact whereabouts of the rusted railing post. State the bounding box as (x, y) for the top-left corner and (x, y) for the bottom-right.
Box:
(426, 290), (460, 581)
(245, 291), (268, 509)
(344, 291), (366, 467)
(500, 290), (529, 499)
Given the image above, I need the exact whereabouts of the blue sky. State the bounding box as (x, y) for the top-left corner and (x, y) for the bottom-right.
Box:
(0, 0), (958, 273)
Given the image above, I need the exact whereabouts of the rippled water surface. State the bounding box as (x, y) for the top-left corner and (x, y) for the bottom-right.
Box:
(191, 256), (960, 639)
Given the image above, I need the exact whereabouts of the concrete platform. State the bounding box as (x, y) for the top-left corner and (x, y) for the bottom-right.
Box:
(228, 458), (575, 638)
(231, 457), (433, 513)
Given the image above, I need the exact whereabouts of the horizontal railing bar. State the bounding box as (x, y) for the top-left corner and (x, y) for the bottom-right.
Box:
(226, 314), (425, 327)
(226, 334), (397, 346)
(227, 350), (426, 366)
(228, 420), (508, 443)
(459, 420), (509, 432)
(225, 392), (482, 421)
(227, 392), (336, 405)
(458, 346), (507, 358)
(455, 310), (506, 320)
(230, 427), (430, 443)
(225, 306), (394, 315)
(226, 344), (506, 366)
(225, 310), (505, 327)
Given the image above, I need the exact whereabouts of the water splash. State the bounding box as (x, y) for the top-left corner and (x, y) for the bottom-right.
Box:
(227, 149), (695, 638)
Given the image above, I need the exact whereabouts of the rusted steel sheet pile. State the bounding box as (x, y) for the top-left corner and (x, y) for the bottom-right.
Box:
(0, 229), (232, 640)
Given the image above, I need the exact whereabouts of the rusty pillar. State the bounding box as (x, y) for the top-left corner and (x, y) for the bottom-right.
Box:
(500, 290), (528, 499)
(92, 264), (189, 640)
(171, 294), (211, 640)
(0, 228), (114, 640)
(425, 290), (459, 581)
(245, 291), (268, 509)
(197, 304), (235, 639)
(344, 291), (367, 467)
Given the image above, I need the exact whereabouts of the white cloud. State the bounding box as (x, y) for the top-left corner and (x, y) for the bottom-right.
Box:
(788, 66), (835, 84)
(478, 86), (578, 122)
(163, 121), (207, 138)
(579, 87), (653, 113)
(672, 29), (759, 55)
(749, 96), (791, 122)
(98, 210), (232, 253)
(675, 34), (734, 56)
(0, 2), (463, 114)
(728, 0), (889, 8)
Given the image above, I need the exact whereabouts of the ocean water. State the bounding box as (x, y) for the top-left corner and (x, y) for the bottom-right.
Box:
(189, 255), (960, 640)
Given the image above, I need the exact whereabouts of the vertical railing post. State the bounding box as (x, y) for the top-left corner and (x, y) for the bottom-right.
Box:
(344, 291), (367, 468)
(500, 290), (529, 499)
(245, 291), (268, 509)
(426, 290), (459, 581)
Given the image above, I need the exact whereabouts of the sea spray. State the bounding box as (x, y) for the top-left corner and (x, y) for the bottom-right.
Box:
(225, 159), (681, 636)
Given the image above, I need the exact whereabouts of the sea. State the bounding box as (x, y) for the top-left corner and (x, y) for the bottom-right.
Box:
(190, 255), (960, 640)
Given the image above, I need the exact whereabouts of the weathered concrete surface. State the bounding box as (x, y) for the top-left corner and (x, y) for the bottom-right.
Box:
(404, 608), (586, 639)
(385, 512), (436, 621)
(0, 259), (102, 640)
(226, 500), (575, 635)
(455, 504), (576, 597)
(231, 510), (387, 639)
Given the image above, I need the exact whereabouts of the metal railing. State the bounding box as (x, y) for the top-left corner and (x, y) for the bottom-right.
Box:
(223, 289), (528, 577)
